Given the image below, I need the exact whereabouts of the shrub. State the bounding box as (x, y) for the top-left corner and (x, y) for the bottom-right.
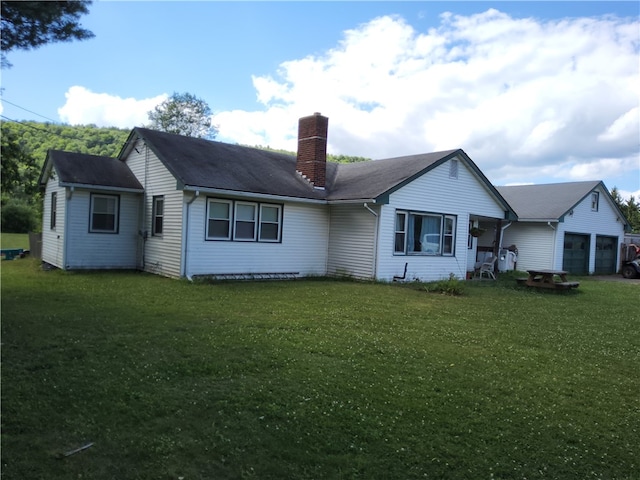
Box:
(424, 273), (466, 296)
(1, 201), (39, 233)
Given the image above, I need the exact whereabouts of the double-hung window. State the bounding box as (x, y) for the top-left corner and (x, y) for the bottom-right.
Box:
(394, 210), (456, 256)
(206, 198), (283, 242)
(50, 192), (57, 229)
(90, 194), (119, 233)
(591, 192), (599, 211)
(152, 196), (164, 236)
(259, 204), (282, 242)
(207, 199), (232, 240)
(234, 202), (257, 241)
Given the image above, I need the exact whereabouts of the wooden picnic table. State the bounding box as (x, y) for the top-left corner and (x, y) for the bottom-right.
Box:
(517, 269), (579, 290)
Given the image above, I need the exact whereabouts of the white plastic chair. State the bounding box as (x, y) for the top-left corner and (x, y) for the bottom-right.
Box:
(475, 256), (497, 280)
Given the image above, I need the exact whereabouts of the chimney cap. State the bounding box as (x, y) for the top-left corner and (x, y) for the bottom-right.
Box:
(313, 112), (322, 116)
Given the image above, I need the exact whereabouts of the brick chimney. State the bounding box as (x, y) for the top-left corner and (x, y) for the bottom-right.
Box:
(296, 112), (328, 188)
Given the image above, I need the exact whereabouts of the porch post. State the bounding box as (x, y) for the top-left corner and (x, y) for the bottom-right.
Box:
(493, 219), (502, 273)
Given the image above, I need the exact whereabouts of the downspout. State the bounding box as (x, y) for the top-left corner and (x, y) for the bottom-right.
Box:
(63, 186), (74, 269)
(547, 221), (556, 270)
(183, 190), (200, 280)
(499, 222), (512, 249)
(363, 203), (379, 279)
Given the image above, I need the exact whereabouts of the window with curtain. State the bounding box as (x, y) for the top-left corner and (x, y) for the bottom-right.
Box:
(394, 210), (456, 256)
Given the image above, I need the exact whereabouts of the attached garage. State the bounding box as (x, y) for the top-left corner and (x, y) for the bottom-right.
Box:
(563, 233), (589, 274)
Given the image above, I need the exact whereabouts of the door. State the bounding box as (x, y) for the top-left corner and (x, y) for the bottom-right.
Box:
(595, 235), (617, 274)
(563, 233), (589, 274)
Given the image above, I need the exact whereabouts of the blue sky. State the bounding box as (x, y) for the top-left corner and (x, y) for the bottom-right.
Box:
(1, 1), (639, 199)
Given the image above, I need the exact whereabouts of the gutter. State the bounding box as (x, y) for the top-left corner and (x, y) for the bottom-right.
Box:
(547, 221), (557, 269)
(183, 190), (200, 280)
(363, 203), (379, 279)
(182, 185), (327, 205)
(58, 182), (144, 194)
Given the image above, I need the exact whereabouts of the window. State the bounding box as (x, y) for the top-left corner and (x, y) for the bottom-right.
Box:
(152, 196), (164, 236)
(234, 202), (257, 240)
(449, 159), (459, 179)
(90, 194), (119, 233)
(394, 212), (407, 253)
(259, 204), (282, 242)
(394, 210), (456, 256)
(591, 192), (599, 211)
(207, 199), (232, 240)
(50, 192), (57, 229)
(207, 198), (283, 242)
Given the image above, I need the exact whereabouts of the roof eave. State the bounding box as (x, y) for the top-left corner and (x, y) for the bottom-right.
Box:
(58, 182), (144, 194)
(182, 185), (327, 205)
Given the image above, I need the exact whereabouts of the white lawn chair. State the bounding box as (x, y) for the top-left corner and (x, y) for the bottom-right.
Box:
(475, 256), (497, 280)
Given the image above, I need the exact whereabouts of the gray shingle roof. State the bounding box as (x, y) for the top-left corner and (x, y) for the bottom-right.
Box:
(42, 150), (144, 192)
(130, 128), (328, 200)
(128, 128), (464, 203)
(496, 181), (601, 220)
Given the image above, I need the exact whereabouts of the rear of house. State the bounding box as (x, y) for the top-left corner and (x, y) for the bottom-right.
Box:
(37, 114), (519, 282)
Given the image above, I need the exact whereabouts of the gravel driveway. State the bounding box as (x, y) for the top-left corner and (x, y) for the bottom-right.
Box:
(590, 275), (640, 284)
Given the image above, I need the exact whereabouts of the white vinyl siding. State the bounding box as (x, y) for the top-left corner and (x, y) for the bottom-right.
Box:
(502, 185), (624, 274)
(63, 190), (140, 269)
(41, 175), (66, 268)
(124, 141), (183, 277)
(327, 204), (378, 279)
(376, 156), (507, 282)
(184, 198), (328, 277)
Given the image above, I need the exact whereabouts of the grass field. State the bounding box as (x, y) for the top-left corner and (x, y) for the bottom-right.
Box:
(1, 257), (638, 479)
(0, 232), (30, 250)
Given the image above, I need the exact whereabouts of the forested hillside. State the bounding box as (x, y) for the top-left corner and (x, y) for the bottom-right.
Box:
(2, 121), (130, 163)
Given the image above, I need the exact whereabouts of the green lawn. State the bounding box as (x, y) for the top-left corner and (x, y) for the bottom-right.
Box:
(0, 232), (30, 250)
(1, 259), (638, 479)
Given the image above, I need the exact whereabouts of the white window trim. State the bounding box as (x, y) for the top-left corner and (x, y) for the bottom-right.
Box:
(207, 198), (284, 243)
(89, 193), (119, 234)
(152, 196), (164, 236)
(233, 201), (258, 241)
(591, 192), (599, 211)
(50, 191), (57, 230)
(258, 204), (282, 242)
(206, 199), (233, 240)
(393, 209), (456, 257)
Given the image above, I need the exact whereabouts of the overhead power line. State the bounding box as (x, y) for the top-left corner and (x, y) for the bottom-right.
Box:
(1, 98), (60, 124)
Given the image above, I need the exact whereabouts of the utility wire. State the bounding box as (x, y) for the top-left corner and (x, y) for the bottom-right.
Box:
(0, 98), (60, 124)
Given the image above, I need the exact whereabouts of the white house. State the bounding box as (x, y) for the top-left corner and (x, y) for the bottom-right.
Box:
(39, 113), (515, 282)
(494, 182), (629, 275)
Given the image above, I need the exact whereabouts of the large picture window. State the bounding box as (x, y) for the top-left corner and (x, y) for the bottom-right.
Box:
(90, 194), (119, 233)
(207, 198), (282, 242)
(394, 210), (456, 256)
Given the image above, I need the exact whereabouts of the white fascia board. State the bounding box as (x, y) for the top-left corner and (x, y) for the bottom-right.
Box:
(182, 185), (327, 205)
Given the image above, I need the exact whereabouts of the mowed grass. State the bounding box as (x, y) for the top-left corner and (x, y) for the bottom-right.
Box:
(1, 258), (638, 479)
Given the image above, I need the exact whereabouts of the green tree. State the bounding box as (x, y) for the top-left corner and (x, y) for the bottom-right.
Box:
(147, 92), (218, 139)
(1, 1), (94, 68)
(1, 127), (39, 202)
(611, 187), (640, 233)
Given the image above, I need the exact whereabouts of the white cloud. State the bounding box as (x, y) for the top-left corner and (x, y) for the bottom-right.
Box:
(58, 86), (167, 128)
(219, 9), (639, 193)
(54, 10), (639, 198)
